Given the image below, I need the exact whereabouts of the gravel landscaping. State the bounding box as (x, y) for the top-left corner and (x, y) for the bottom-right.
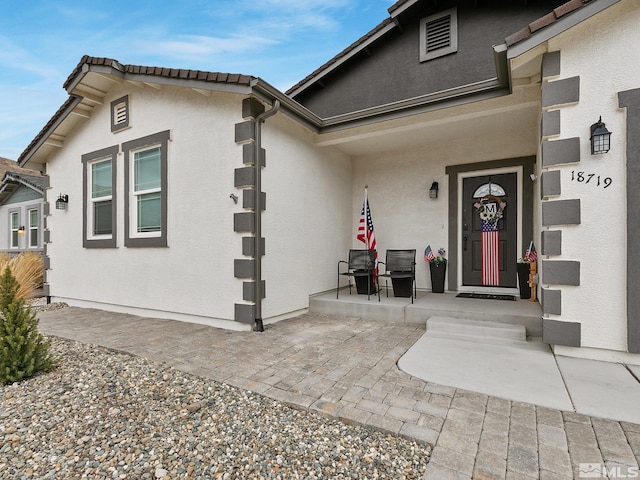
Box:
(1, 336), (430, 479)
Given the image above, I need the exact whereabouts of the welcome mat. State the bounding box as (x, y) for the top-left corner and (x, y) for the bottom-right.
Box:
(456, 292), (516, 301)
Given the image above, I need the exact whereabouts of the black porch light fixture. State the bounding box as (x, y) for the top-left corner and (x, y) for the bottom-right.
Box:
(429, 181), (439, 199)
(17, 226), (25, 234)
(55, 194), (69, 210)
(590, 116), (612, 155)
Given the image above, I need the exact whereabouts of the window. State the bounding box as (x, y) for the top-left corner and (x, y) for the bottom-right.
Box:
(111, 95), (130, 132)
(124, 130), (169, 247)
(28, 207), (39, 248)
(82, 146), (118, 248)
(10, 211), (19, 249)
(420, 8), (458, 62)
(133, 147), (161, 233)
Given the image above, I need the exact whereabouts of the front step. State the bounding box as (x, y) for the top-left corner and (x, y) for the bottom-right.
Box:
(426, 316), (529, 346)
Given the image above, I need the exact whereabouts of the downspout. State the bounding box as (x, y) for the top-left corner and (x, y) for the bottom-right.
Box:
(253, 99), (280, 332)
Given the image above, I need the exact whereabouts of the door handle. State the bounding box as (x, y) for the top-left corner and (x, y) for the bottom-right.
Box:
(463, 235), (468, 251)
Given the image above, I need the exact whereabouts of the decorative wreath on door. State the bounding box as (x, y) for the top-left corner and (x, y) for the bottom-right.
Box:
(474, 194), (506, 226)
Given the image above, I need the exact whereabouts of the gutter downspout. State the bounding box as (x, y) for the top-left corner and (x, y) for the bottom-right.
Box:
(253, 99), (280, 332)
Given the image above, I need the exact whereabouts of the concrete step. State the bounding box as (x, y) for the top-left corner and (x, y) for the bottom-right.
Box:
(426, 316), (528, 345)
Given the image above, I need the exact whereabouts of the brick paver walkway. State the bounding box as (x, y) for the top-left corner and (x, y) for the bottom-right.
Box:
(37, 308), (640, 479)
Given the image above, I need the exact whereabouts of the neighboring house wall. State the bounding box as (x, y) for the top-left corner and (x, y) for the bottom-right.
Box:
(0, 185), (44, 252)
(45, 83), (351, 328)
(539, 0), (640, 360)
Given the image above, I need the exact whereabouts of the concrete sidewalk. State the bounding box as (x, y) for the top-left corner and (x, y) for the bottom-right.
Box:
(398, 317), (640, 425)
(37, 307), (640, 479)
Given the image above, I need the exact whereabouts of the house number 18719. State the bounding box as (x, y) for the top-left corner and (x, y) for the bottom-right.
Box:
(570, 171), (612, 189)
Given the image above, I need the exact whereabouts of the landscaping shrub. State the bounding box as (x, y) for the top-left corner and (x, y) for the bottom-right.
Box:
(0, 266), (56, 384)
(0, 252), (44, 300)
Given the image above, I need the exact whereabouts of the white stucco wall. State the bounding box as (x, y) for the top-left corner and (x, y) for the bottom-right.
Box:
(45, 84), (351, 328)
(544, 0), (640, 354)
(261, 115), (352, 319)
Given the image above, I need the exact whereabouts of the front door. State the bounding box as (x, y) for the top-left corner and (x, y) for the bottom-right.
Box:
(462, 173), (517, 288)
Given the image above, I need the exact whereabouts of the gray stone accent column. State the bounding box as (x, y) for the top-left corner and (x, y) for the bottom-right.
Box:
(233, 97), (266, 325)
(619, 87), (640, 353)
(539, 50), (584, 348)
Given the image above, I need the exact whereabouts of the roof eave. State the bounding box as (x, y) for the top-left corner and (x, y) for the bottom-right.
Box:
(506, 0), (621, 60)
(286, 21), (397, 98)
(17, 95), (83, 167)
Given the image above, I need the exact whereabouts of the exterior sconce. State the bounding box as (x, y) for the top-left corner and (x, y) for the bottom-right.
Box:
(56, 194), (69, 210)
(17, 226), (25, 234)
(429, 181), (439, 199)
(590, 116), (612, 155)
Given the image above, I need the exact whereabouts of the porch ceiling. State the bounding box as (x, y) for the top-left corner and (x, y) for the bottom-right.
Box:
(314, 85), (541, 157)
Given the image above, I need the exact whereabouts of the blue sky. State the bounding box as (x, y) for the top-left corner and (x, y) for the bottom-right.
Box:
(0, 0), (391, 160)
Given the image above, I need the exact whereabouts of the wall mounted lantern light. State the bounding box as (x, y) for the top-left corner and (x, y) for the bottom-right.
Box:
(17, 226), (25, 234)
(590, 116), (612, 155)
(429, 181), (439, 199)
(55, 194), (69, 210)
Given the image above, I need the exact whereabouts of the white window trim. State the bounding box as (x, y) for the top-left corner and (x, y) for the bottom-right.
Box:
(419, 8), (458, 62)
(82, 145), (118, 249)
(87, 156), (114, 241)
(10, 211), (19, 249)
(123, 130), (169, 248)
(129, 144), (162, 239)
(27, 207), (39, 249)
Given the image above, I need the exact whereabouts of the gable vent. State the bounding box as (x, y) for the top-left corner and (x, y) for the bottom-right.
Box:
(114, 102), (127, 125)
(110, 95), (130, 132)
(426, 15), (451, 53)
(420, 8), (458, 62)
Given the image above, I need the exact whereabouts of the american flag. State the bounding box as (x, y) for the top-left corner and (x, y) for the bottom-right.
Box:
(481, 220), (500, 286)
(424, 245), (435, 262)
(524, 242), (537, 263)
(357, 192), (378, 277)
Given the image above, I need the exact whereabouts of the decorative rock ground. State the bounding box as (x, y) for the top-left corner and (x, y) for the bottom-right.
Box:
(1, 337), (430, 479)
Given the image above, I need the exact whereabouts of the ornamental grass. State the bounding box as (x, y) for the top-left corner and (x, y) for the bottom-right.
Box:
(0, 252), (44, 300)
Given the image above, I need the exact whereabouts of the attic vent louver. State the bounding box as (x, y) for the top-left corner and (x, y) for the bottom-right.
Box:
(426, 15), (451, 52)
(114, 102), (127, 125)
(110, 95), (130, 132)
(420, 8), (458, 62)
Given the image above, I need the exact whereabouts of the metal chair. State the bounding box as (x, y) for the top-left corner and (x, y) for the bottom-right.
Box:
(378, 249), (416, 303)
(337, 249), (378, 301)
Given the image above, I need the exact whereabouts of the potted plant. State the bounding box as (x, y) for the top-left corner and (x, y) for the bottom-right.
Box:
(517, 242), (538, 300)
(425, 246), (447, 293)
(516, 259), (532, 300)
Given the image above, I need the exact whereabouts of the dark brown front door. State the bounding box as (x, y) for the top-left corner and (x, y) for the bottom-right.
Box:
(462, 173), (517, 288)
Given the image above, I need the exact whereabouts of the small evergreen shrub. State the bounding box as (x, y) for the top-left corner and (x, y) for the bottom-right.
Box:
(0, 266), (56, 384)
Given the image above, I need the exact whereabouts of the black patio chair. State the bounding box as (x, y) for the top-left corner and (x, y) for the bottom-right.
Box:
(337, 249), (378, 301)
(378, 249), (416, 303)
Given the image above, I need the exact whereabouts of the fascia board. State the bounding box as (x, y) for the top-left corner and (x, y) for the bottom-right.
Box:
(18, 95), (83, 167)
(507, 0), (621, 60)
(286, 22), (397, 98)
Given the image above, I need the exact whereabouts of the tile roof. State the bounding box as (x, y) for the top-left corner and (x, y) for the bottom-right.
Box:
(505, 0), (589, 47)
(64, 56), (255, 91)
(19, 56), (257, 166)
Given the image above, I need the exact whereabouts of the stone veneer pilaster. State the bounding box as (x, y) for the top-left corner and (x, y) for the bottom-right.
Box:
(539, 50), (582, 347)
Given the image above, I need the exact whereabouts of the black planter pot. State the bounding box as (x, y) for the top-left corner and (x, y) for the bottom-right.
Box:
(517, 262), (531, 299)
(429, 262), (447, 293)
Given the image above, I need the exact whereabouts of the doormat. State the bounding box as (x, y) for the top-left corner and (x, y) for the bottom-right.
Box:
(456, 292), (516, 301)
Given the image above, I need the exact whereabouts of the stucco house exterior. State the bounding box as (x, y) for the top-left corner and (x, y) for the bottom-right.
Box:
(17, 0), (640, 363)
(0, 158), (45, 254)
